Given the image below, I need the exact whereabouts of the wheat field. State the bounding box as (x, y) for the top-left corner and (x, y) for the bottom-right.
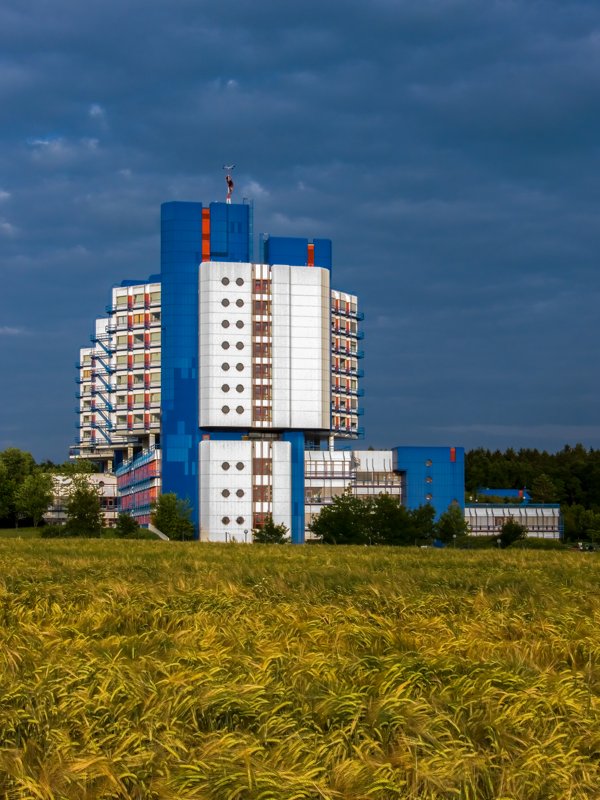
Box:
(0, 540), (598, 799)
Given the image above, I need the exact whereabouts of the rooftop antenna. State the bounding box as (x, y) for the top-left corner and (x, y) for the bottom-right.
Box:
(223, 164), (235, 204)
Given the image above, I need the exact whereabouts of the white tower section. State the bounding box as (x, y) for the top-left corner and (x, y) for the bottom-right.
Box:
(198, 261), (330, 430)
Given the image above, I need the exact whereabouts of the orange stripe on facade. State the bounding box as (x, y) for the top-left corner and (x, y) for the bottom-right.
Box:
(307, 243), (314, 266)
(201, 208), (211, 262)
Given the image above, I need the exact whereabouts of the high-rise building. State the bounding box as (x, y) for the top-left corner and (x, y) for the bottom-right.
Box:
(73, 198), (464, 541)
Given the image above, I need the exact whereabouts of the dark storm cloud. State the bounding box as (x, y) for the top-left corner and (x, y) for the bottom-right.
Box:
(1, 0), (599, 459)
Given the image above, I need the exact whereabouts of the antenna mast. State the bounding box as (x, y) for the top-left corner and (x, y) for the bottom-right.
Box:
(223, 164), (235, 204)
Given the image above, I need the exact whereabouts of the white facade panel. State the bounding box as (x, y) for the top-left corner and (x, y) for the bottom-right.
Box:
(199, 440), (254, 542)
(199, 262), (253, 429)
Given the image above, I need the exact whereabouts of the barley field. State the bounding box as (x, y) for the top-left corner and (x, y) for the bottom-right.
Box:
(0, 541), (599, 799)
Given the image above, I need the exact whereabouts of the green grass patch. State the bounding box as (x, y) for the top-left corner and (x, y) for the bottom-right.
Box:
(0, 542), (598, 799)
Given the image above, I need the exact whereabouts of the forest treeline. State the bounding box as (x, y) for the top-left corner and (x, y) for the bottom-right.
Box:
(465, 444), (600, 508)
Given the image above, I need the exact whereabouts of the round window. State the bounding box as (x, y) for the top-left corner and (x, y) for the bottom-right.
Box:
(235, 320), (244, 329)
(236, 406), (244, 414)
(235, 299), (244, 307)
(222, 516), (230, 525)
(425, 459), (433, 467)
(236, 342), (244, 350)
(221, 384), (230, 392)
(222, 405), (230, 414)
(425, 493), (433, 501)
(221, 277), (230, 286)
(236, 489), (244, 498)
(221, 320), (230, 328)
(221, 462), (230, 470)
(236, 462), (244, 470)
(236, 384), (244, 393)
(235, 278), (244, 286)
(222, 489), (230, 498)
(236, 516), (244, 525)
(221, 298), (230, 307)
(221, 363), (230, 371)
(221, 341), (230, 350)
(236, 363), (244, 371)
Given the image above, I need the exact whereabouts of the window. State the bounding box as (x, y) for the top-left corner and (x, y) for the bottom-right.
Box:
(221, 363), (230, 371)
(222, 462), (231, 471)
(253, 300), (271, 315)
(222, 516), (230, 525)
(236, 489), (244, 498)
(235, 299), (244, 308)
(254, 363), (271, 379)
(221, 320), (230, 328)
(221, 277), (230, 286)
(235, 277), (244, 286)
(221, 299), (230, 307)
(253, 278), (270, 293)
(133, 313), (144, 325)
(235, 342), (244, 350)
(235, 320), (244, 329)
(253, 320), (271, 336)
(236, 516), (245, 525)
(253, 342), (271, 358)
(236, 462), (244, 470)
(253, 458), (272, 475)
(235, 363), (244, 372)
(254, 406), (272, 421)
(222, 406), (230, 414)
(236, 384), (244, 393)
(222, 489), (230, 498)
(253, 485), (272, 502)
(222, 342), (230, 350)
(222, 384), (230, 393)
(236, 406), (244, 414)
(253, 385), (271, 400)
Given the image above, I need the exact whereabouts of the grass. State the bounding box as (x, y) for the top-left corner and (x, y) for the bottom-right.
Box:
(0, 542), (599, 799)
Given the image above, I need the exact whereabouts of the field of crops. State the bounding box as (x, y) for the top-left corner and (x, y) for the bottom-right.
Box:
(0, 541), (599, 799)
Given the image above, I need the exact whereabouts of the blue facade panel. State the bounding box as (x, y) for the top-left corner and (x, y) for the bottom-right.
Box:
(313, 239), (332, 269)
(264, 236), (308, 267)
(161, 201), (251, 537)
(209, 203), (250, 262)
(282, 431), (305, 544)
(393, 446), (465, 520)
(160, 201), (203, 532)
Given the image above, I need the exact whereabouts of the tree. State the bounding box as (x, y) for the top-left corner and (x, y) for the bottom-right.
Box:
(115, 512), (141, 539)
(64, 475), (103, 537)
(0, 448), (36, 526)
(152, 493), (195, 540)
(309, 490), (372, 544)
(14, 471), (54, 527)
(499, 517), (527, 548)
(435, 505), (469, 544)
(370, 494), (413, 545)
(530, 473), (558, 503)
(253, 516), (289, 544)
(410, 504), (436, 543)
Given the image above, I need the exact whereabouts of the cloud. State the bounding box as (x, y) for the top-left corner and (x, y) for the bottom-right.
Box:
(0, 326), (27, 336)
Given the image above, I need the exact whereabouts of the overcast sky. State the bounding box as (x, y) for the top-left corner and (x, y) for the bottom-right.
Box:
(1, 0), (600, 462)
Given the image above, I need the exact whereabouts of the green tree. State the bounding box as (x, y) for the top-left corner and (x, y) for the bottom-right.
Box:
(410, 504), (436, 544)
(152, 493), (195, 540)
(115, 512), (141, 539)
(253, 516), (289, 544)
(14, 471), (54, 527)
(499, 517), (527, 548)
(370, 494), (413, 545)
(0, 448), (36, 526)
(309, 490), (372, 544)
(530, 473), (558, 503)
(64, 475), (103, 537)
(435, 505), (469, 544)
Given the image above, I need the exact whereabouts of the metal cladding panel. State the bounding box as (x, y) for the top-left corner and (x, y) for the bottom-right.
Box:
(199, 262), (253, 428)
(282, 431), (305, 544)
(393, 446), (465, 520)
(265, 236), (309, 267)
(160, 201), (203, 533)
(209, 203), (250, 262)
(199, 440), (253, 542)
(313, 239), (332, 270)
